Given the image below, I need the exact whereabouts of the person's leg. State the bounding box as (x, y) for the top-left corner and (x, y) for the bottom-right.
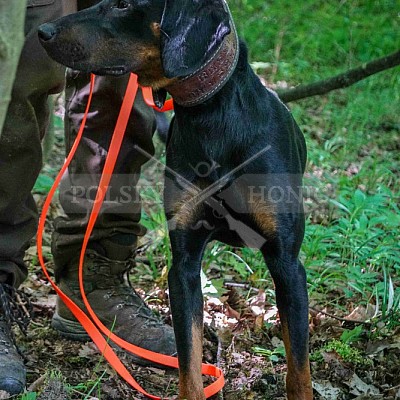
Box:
(0, 1), (26, 135)
(50, 0), (176, 361)
(0, 1), (72, 394)
(52, 71), (176, 359)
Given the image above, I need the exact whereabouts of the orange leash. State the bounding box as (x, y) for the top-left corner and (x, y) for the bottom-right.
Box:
(141, 86), (174, 112)
(37, 73), (225, 399)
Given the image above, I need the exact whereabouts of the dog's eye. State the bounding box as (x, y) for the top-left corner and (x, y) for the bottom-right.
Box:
(117, 0), (130, 9)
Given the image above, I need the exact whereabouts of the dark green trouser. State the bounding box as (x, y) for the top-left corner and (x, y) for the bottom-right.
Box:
(0, 0), (156, 286)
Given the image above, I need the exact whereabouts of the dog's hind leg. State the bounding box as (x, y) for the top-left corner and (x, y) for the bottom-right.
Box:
(263, 248), (313, 400)
(168, 228), (211, 400)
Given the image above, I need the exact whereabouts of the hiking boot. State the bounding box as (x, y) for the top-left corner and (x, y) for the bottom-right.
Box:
(52, 249), (176, 364)
(0, 283), (26, 395)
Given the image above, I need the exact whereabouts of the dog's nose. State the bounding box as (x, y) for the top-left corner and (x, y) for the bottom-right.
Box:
(38, 23), (57, 42)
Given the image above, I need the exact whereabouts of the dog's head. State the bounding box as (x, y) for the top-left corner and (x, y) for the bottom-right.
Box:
(39, 0), (231, 87)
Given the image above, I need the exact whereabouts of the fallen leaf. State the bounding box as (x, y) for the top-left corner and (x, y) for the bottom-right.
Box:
(345, 373), (380, 396)
(345, 305), (375, 321)
(313, 380), (342, 399)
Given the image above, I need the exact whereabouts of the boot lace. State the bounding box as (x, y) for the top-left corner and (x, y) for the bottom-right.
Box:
(90, 255), (166, 328)
(0, 283), (31, 339)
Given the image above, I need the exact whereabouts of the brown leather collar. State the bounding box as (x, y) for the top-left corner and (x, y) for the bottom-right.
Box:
(165, 23), (239, 107)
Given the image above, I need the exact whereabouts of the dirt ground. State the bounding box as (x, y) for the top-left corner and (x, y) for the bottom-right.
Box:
(5, 112), (399, 400)
(10, 252), (400, 400)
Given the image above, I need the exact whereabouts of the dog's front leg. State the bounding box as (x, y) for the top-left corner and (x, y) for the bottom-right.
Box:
(168, 229), (209, 400)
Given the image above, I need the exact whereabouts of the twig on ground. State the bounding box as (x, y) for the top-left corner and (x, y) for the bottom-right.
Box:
(224, 282), (259, 293)
(15, 292), (31, 320)
(27, 374), (47, 392)
(310, 306), (370, 325)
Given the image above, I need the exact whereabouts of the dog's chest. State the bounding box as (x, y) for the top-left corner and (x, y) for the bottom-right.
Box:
(171, 119), (242, 170)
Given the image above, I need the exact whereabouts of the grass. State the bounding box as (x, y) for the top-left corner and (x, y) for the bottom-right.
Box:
(229, 0), (399, 322)
(231, 0), (399, 80)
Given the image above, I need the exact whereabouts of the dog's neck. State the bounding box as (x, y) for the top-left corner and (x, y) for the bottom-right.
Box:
(165, 29), (239, 107)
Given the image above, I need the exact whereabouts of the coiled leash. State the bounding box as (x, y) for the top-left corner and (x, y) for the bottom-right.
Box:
(37, 73), (224, 399)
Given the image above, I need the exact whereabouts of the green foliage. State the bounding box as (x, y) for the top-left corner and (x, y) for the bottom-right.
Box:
(252, 345), (286, 362)
(303, 184), (399, 301)
(20, 393), (37, 400)
(33, 173), (55, 194)
(340, 325), (363, 344)
(69, 371), (107, 399)
(140, 177), (172, 280)
(382, 308), (400, 331)
(230, 0), (400, 169)
(311, 339), (372, 367)
(372, 267), (400, 331)
(230, 0), (399, 80)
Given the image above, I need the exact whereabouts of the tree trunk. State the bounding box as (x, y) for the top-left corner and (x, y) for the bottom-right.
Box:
(0, 1), (27, 137)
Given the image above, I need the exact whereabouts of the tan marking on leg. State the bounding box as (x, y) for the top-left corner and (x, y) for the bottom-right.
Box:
(179, 322), (205, 400)
(281, 319), (313, 400)
(249, 193), (277, 234)
(173, 190), (202, 228)
(173, 182), (209, 229)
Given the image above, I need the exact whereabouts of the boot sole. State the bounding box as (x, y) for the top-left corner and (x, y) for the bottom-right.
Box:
(51, 312), (173, 368)
(51, 312), (90, 341)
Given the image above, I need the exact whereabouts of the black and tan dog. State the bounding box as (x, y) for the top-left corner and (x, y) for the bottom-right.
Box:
(39, 1), (312, 399)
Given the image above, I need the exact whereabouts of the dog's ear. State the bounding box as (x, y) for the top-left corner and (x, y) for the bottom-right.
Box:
(160, 0), (231, 78)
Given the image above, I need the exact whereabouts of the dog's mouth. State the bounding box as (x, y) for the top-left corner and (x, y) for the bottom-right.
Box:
(92, 66), (129, 76)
